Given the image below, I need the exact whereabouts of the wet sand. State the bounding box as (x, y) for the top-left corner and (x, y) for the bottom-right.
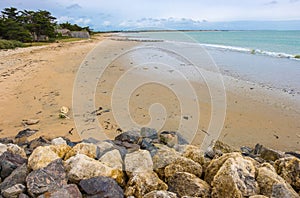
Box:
(0, 35), (299, 151)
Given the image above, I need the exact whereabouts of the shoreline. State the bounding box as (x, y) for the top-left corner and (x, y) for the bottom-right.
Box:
(0, 35), (299, 151)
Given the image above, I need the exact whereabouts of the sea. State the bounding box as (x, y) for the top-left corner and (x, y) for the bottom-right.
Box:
(123, 30), (300, 95)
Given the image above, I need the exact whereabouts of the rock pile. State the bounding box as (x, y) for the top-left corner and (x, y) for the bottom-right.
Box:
(0, 127), (299, 198)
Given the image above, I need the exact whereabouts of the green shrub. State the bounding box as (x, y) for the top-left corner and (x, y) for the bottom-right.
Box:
(0, 39), (24, 49)
(294, 55), (300, 59)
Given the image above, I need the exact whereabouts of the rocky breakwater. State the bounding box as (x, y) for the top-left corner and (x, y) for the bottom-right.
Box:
(0, 127), (299, 197)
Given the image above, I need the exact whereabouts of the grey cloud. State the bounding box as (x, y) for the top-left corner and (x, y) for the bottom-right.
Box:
(66, 4), (82, 9)
(264, 0), (278, 5)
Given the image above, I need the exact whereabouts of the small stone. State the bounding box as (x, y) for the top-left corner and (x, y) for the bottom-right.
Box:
(37, 184), (82, 198)
(143, 190), (178, 198)
(114, 131), (141, 144)
(79, 176), (123, 198)
(168, 172), (211, 198)
(64, 154), (122, 183)
(274, 157), (300, 191)
(141, 127), (158, 139)
(125, 149), (153, 175)
(18, 193), (29, 198)
(26, 159), (67, 197)
(22, 119), (39, 125)
(2, 184), (25, 198)
(51, 137), (67, 145)
(125, 171), (168, 198)
(211, 156), (259, 197)
(164, 157), (202, 178)
(64, 143), (97, 160)
(0, 152), (27, 179)
(0, 164), (28, 191)
(159, 131), (178, 147)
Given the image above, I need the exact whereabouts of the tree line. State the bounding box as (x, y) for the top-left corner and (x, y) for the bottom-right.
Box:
(0, 7), (92, 42)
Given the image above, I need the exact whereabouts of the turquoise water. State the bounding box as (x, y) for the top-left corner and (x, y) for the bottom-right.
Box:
(129, 31), (300, 57)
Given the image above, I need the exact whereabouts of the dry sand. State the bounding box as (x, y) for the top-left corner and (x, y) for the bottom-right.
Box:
(0, 35), (299, 151)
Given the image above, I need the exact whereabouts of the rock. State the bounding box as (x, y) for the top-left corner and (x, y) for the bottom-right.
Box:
(140, 138), (157, 156)
(15, 128), (38, 139)
(152, 145), (180, 179)
(164, 157), (202, 178)
(141, 127), (158, 139)
(64, 154), (122, 183)
(79, 176), (123, 198)
(211, 156), (259, 197)
(96, 141), (114, 153)
(37, 184), (82, 198)
(114, 131), (141, 144)
(125, 149), (153, 175)
(99, 149), (123, 170)
(125, 171), (168, 198)
(249, 196), (269, 198)
(159, 131), (178, 147)
(205, 140), (239, 158)
(28, 136), (50, 151)
(254, 144), (284, 162)
(49, 144), (71, 158)
(0, 152), (27, 179)
(181, 145), (210, 171)
(143, 190), (178, 198)
(51, 137), (67, 145)
(0, 143), (8, 156)
(28, 146), (60, 170)
(64, 143), (97, 160)
(204, 152), (242, 185)
(2, 184), (25, 198)
(99, 149), (126, 187)
(167, 172), (211, 198)
(26, 159), (67, 197)
(18, 193), (29, 198)
(271, 183), (300, 198)
(274, 157), (300, 191)
(22, 119), (40, 125)
(0, 164), (28, 191)
(0, 138), (14, 144)
(114, 140), (140, 153)
(6, 144), (27, 158)
(256, 165), (299, 197)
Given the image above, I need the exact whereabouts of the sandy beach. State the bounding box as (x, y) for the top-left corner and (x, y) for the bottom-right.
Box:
(0, 34), (299, 151)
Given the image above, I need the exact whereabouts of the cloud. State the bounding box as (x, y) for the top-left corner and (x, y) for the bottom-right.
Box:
(66, 4), (82, 9)
(289, 0), (300, 2)
(102, 21), (111, 26)
(75, 18), (91, 26)
(57, 16), (74, 23)
(264, 0), (278, 5)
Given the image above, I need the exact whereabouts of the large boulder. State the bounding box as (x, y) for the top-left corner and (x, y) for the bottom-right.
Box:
(143, 190), (177, 198)
(38, 184), (82, 198)
(152, 145), (180, 179)
(204, 152), (242, 184)
(211, 156), (259, 197)
(125, 149), (153, 175)
(79, 176), (123, 198)
(0, 152), (27, 179)
(26, 159), (67, 197)
(125, 171), (168, 198)
(28, 146), (59, 170)
(64, 154), (122, 184)
(274, 157), (300, 191)
(164, 157), (202, 178)
(99, 149), (125, 186)
(64, 143), (97, 160)
(256, 165), (299, 197)
(0, 164), (28, 192)
(167, 172), (210, 198)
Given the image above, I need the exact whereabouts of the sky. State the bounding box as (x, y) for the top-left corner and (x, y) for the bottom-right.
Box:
(1, 0), (300, 31)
